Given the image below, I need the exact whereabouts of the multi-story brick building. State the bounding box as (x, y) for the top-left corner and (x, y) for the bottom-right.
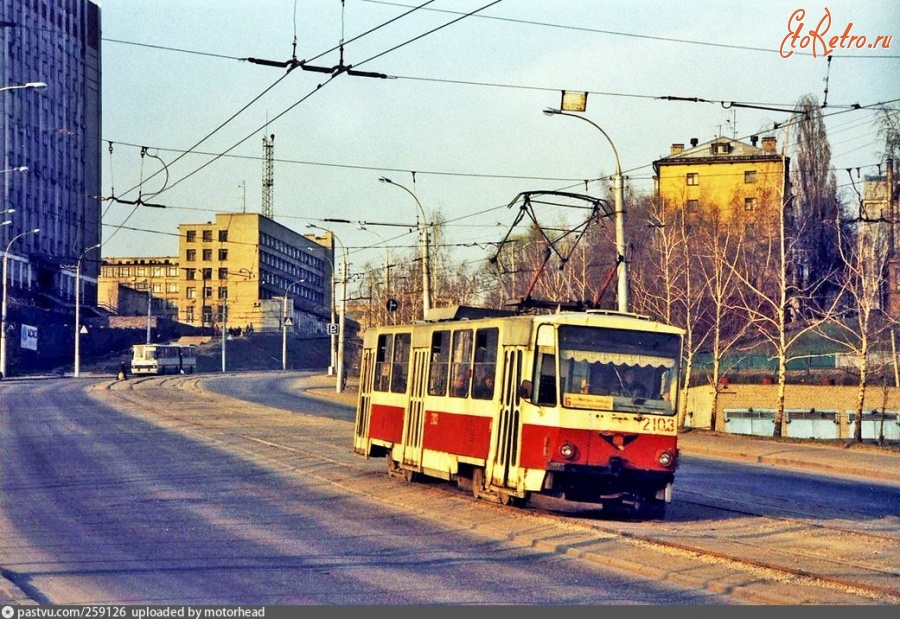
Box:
(653, 135), (789, 224)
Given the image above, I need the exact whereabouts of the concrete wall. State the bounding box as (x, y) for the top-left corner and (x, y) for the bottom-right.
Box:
(685, 383), (900, 439)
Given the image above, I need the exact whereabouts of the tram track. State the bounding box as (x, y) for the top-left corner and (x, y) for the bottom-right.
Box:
(88, 376), (899, 605)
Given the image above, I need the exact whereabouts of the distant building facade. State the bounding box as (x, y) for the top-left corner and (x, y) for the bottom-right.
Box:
(98, 257), (181, 319)
(98, 213), (334, 336)
(859, 161), (899, 317)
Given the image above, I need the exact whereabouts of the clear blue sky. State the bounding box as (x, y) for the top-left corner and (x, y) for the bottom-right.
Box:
(98, 0), (899, 282)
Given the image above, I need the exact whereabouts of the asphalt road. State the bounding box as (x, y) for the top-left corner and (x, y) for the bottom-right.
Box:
(0, 376), (728, 605)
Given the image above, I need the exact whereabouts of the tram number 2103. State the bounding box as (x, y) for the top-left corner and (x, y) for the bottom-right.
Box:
(642, 416), (676, 433)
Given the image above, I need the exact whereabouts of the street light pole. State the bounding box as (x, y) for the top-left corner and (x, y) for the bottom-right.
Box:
(309, 224), (348, 393)
(543, 108), (629, 313)
(1, 227), (40, 378)
(379, 176), (431, 318)
(74, 243), (101, 378)
(336, 241), (348, 394)
(221, 297), (227, 373)
(281, 279), (306, 371)
(146, 286), (152, 344)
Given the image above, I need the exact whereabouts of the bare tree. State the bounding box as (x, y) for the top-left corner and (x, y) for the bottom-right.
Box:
(816, 175), (897, 441)
(730, 141), (840, 437)
(696, 212), (754, 430)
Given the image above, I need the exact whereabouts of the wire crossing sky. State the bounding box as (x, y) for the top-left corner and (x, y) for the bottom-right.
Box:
(94, 0), (898, 275)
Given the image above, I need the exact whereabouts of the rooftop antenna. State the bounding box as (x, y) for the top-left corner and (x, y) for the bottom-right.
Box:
(262, 133), (274, 219)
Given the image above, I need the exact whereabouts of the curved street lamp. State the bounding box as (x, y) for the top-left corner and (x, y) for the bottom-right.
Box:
(74, 244), (101, 377)
(1, 227), (40, 377)
(308, 224), (348, 393)
(0, 82), (47, 94)
(543, 107), (629, 313)
(378, 176), (432, 318)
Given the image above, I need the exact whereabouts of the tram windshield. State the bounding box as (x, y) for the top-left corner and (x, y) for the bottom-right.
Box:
(555, 325), (682, 413)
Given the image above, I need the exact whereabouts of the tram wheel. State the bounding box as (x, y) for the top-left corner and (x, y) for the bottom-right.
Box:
(471, 468), (484, 498)
(499, 492), (525, 507)
(403, 468), (419, 483)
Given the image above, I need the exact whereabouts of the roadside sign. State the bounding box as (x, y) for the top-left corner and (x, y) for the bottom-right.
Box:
(327, 323), (338, 335)
(386, 298), (399, 312)
(284, 317), (294, 327)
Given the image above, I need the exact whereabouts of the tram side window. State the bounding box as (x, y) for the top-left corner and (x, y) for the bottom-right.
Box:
(428, 330), (450, 396)
(450, 329), (473, 397)
(391, 333), (411, 393)
(374, 334), (393, 392)
(532, 324), (558, 405)
(472, 328), (498, 400)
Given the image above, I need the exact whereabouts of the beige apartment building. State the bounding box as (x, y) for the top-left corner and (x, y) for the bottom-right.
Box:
(98, 213), (334, 335)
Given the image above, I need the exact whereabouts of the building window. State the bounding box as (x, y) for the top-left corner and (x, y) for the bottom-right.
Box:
(203, 286), (213, 299)
(185, 306), (195, 323)
(218, 248), (228, 260)
(218, 286), (228, 299)
(151, 266), (164, 278)
(686, 172), (699, 186)
(136, 267), (147, 277)
(744, 197), (758, 211)
(686, 199), (699, 212)
(202, 249), (213, 261)
(186, 249), (196, 262)
(202, 230), (213, 242)
(186, 287), (196, 299)
(712, 142), (730, 155)
(151, 282), (163, 293)
(202, 268), (213, 280)
(218, 267), (228, 280)
(745, 170), (757, 183)
(185, 268), (196, 281)
(218, 230), (228, 242)
(166, 282), (179, 293)
(186, 230), (196, 243)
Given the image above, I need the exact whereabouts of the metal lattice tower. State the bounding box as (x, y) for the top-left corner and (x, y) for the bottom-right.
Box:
(262, 133), (275, 219)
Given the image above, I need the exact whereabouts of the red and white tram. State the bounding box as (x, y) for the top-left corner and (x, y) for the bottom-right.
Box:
(352, 306), (685, 519)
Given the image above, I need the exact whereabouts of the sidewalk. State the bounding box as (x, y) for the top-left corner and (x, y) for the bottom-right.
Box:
(302, 374), (900, 486)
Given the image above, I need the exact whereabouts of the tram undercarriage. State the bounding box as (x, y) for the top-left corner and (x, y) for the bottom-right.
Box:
(383, 452), (671, 521)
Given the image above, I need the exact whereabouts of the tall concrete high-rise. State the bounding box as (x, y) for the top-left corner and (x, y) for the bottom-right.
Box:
(1, 1), (102, 372)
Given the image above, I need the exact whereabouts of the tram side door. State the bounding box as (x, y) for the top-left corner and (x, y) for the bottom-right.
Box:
(491, 347), (523, 489)
(401, 347), (429, 469)
(353, 347), (375, 455)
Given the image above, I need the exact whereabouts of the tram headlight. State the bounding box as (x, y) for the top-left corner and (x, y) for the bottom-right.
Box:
(657, 450), (675, 468)
(559, 442), (577, 460)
